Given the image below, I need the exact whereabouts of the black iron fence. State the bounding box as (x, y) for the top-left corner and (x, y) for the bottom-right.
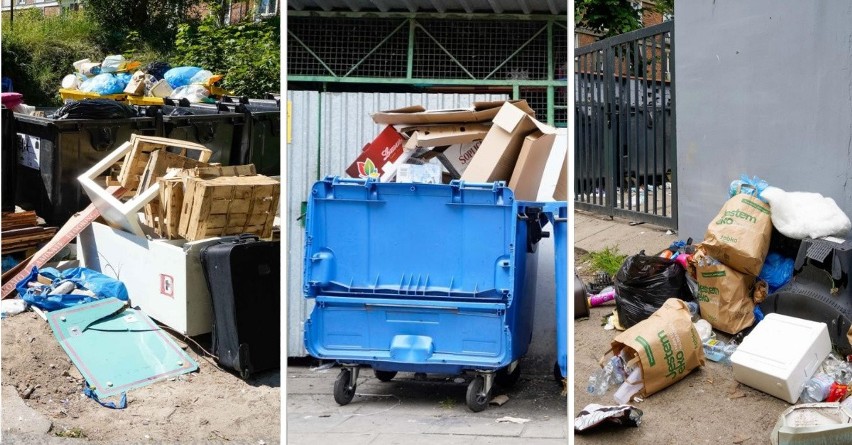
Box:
(575, 21), (676, 228)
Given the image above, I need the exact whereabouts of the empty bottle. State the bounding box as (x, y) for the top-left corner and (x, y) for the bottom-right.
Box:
(587, 367), (611, 396)
(703, 338), (737, 364)
(800, 373), (835, 403)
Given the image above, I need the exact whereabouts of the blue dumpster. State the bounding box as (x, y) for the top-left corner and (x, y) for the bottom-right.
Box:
(545, 201), (568, 382)
(303, 177), (546, 412)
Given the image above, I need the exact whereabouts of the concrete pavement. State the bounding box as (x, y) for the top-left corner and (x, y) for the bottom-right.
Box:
(574, 210), (678, 256)
(286, 362), (567, 444)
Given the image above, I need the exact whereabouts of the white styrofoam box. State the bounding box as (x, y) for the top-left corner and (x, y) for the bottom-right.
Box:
(731, 313), (831, 404)
(77, 221), (223, 336)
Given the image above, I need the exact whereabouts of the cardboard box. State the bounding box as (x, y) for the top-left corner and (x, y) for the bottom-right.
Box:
(731, 313), (831, 403)
(396, 161), (442, 184)
(345, 125), (407, 181)
(461, 102), (557, 186)
(402, 123), (489, 178)
(372, 100), (535, 125)
(553, 153), (568, 201)
(508, 131), (557, 201)
(77, 221), (221, 336)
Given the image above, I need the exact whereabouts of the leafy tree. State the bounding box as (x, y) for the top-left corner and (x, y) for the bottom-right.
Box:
(653, 0), (674, 17)
(82, 0), (204, 50)
(576, 0), (642, 38)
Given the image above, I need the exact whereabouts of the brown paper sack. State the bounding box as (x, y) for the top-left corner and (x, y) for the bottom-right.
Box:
(609, 298), (705, 398)
(694, 249), (756, 335)
(702, 194), (772, 276)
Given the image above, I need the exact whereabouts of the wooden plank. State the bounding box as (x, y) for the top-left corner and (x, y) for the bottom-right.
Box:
(1, 186), (126, 299)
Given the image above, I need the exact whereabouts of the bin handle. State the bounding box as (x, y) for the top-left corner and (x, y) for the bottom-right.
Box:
(448, 180), (506, 192)
(365, 303), (459, 311)
(89, 127), (115, 151)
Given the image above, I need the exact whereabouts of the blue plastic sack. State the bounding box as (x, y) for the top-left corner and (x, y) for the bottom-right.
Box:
(116, 72), (132, 84)
(163, 66), (203, 88)
(729, 174), (769, 203)
(758, 252), (795, 293)
(16, 266), (129, 311)
(78, 73), (126, 95)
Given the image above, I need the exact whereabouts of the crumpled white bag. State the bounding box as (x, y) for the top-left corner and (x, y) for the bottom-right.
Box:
(761, 186), (851, 240)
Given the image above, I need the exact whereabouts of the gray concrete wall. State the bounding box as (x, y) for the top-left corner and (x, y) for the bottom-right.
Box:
(675, 1), (852, 239)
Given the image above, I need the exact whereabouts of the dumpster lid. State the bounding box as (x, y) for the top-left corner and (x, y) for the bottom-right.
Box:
(304, 177), (522, 300)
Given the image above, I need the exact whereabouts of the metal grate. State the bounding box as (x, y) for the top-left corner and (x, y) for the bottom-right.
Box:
(287, 16), (408, 78)
(520, 87), (548, 121)
(413, 20), (549, 80)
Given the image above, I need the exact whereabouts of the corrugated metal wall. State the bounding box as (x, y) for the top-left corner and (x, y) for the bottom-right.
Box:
(286, 90), (320, 358)
(287, 91), (508, 357)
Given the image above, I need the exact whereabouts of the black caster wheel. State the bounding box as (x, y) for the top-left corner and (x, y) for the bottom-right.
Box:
(240, 368), (251, 380)
(465, 375), (490, 412)
(334, 368), (356, 405)
(495, 363), (521, 388)
(374, 370), (397, 382)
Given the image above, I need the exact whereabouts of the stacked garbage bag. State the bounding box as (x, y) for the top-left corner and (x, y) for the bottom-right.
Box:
(60, 55), (229, 104)
(583, 173), (852, 413)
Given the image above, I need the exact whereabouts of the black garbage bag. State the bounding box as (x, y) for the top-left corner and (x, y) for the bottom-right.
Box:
(50, 99), (138, 120)
(614, 255), (692, 329)
(145, 61), (172, 80)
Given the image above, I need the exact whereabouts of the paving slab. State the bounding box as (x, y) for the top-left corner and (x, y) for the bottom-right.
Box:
(2, 386), (53, 436)
(574, 211), (677, 256)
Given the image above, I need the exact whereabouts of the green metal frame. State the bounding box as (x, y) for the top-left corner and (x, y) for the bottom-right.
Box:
(287, 13), (568, 125)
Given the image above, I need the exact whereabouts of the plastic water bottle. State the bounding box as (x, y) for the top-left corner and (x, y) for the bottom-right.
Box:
(703, 339), (737, 364)
(800, 373), (835, 403)
(587, 367), (611, 396)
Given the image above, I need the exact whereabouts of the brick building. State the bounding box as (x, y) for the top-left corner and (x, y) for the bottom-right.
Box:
(575, 0), (671, 48)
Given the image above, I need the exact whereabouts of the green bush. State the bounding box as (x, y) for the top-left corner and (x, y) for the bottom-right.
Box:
(1, 9), (104, 106)
(173, 17), (280, 98)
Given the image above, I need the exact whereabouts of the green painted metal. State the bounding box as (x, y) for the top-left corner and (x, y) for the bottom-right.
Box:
(47, 298), (198, 399)
(288, 10), (567, 22)
(344, 19), (409, 77)
(546, 21), (555, 125)
(414, 22), (476, 80)
(288, 75), (564, 87)
(512, 85), (520, 99)
(289, 30), (338, 77)
(406, 19), (415, 79)
(483, 23), (548, 81)
(316, 87), (322, 181)
(546, 86), (555, 125)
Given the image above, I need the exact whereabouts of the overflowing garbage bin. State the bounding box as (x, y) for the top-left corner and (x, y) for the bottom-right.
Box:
(545, 201), (568, 382)
(144, 104), (245, 165)
(303, 177), (546, 412)
(195, 97), (280, 175)
(2, 106), (16, 212)
(13, 109), (158, 225)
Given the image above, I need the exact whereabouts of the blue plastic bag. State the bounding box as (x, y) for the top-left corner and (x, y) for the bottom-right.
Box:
(115, 72), (132, 85)
(758, 252), (795, 293)
(78, 73), (126, 95)
(729, 174), (770, 203)
(163, 66), (203, 88)
(15, 266), (129, 311)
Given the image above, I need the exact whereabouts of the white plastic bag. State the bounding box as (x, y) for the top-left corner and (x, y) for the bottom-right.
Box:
(170, 84), (209, 103)
(761, 186), (852, 240)
(100, 55), (125, 73)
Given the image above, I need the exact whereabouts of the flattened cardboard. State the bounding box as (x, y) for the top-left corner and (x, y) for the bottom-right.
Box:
(461, 102), (557, 183)
(402, 124), (489, 179)
(372, 100), (534, 125)
(345, 125), (407, 181)
(553, 153), (568, 201)
(509, 131), (557, 201)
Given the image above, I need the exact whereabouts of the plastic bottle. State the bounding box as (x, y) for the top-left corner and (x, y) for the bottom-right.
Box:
(800, 373), (835, 403)
(587, 367), (611, 396)
(703, 338), (737, 364)
(588, 287), (616, 307)
(686, 301), (701, 322)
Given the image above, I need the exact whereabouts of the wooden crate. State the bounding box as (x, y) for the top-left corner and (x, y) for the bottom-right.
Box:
(153, 164), (258, 240)
(178, 175), (279, 242)
(117, 134), (212, 193)
(142, 150), (209, 229)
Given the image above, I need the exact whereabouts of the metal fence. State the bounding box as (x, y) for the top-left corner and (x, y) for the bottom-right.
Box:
(287, 12), (568, 127)
(575, 21), (677, 228)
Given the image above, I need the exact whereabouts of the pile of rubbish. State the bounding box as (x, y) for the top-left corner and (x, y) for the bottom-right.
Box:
(578, 174), (852, 439)
(60, 55), (229, 104)
(0, 133), (281, 409)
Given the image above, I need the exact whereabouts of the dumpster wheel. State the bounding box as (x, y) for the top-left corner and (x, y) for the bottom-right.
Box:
(466, 374), (493, 412)
(495, 361), (521, 388)
(334, 367), (358, 405)
(374, 370), (397, 382)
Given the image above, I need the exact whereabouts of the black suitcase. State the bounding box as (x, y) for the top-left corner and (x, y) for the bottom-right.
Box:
(201, 235), (280, 379)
